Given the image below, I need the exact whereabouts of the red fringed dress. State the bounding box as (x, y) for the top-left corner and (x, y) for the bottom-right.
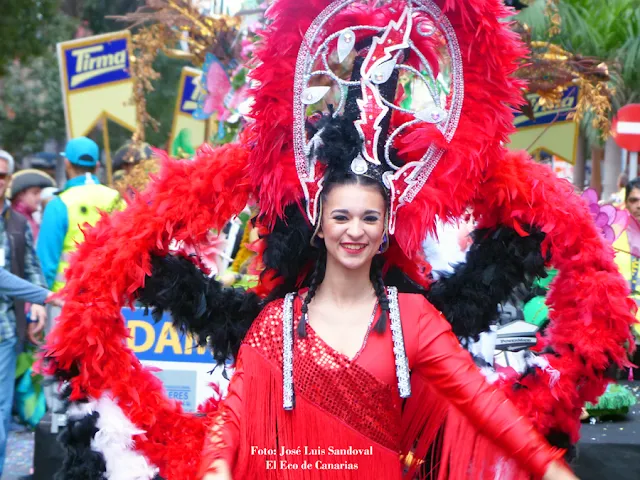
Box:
(200, 292), (562, 479)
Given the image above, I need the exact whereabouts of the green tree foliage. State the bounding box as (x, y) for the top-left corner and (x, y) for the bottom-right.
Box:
(144, 54), (189, 149)
(0, 12), (78, 159)
(517, 0), (640, 107)
(516, 0), (640, 144)
(0, 0), (60, 74)
(80, 0), (143, 35)
(0, 0), (183, 160)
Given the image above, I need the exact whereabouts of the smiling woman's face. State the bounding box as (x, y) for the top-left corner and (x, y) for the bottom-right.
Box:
(317, 182), (386, 272)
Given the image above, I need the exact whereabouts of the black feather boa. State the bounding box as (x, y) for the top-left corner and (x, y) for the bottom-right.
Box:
(137, 255), (263, 364)
(138, 225), (546, 364)
(426, 226), (547, 339)
(55, 411), (106, 480)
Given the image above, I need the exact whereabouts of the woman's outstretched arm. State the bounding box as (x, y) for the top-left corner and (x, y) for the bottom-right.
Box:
(414, 297), (577, 480)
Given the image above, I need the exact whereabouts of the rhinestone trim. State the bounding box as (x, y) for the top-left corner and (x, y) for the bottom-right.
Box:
(413, 1), (464, 143)
(293, 0), (464, 227)
(282, 293), (296, 410)
(294, 0), (358, 182)
(387, 287), (411, 398)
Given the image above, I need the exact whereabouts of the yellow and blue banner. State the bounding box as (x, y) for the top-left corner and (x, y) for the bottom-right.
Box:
(169, 67), (208, 155)
(510, 86), (580, 164)
(57, 31), (137, 139)
(123, 308), (226, 412)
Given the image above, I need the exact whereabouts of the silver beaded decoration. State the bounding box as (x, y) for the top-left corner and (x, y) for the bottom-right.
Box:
(387, 287), (411, 398)
(292, 0), (465, 229)
(282, 293), (295, 410)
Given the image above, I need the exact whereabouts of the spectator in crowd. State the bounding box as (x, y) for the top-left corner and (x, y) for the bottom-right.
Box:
(112, 140), (155, 200)
(616, 177), (640, 262)
(9, 169), (56, 241)
(112, 140), (152, 176)
(37, 137), (121, 294)
(0, 149), (48, 477)
(0, 268), (61, 310)
(610, 171), (629, 207)
(613, 177), (640, 339)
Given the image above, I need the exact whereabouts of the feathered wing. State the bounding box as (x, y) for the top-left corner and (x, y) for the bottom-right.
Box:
(473, 150), (636, 442)
(391, 0), (528, 256)
(402, 154), (636, 479)
(137, 254), (263, 364)
(427, 225), (548, 340)
(45, 143), (252, 479)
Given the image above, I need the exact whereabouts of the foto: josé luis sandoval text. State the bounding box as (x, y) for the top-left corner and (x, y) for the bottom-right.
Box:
(251, 446), (374, 456)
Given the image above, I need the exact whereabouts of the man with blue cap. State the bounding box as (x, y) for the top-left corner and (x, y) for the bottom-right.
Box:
(37, 137), (121, 295)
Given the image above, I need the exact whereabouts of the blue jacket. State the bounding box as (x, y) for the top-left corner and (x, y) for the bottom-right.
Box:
(0, 201), (46, 341)
(36, 174), (101, 289)
(0, 268), (49, 305)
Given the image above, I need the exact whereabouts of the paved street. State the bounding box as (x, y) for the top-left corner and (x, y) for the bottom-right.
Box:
(3, 427), (34, 480)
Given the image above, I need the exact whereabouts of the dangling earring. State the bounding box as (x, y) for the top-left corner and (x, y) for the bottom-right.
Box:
(378, 233), (389, 254)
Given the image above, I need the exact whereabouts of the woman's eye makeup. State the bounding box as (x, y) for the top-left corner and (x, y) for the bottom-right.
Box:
(331, 214), (380, 222)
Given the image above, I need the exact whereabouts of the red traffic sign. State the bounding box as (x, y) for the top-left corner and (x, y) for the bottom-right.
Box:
(612, 104), (640, 152)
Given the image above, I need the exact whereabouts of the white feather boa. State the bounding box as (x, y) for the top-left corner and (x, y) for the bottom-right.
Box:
(69, 394), (159, 480)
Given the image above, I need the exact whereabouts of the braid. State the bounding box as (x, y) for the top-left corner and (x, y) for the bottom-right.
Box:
(371, 257), (390, 333)
(298, 248), (327, 338)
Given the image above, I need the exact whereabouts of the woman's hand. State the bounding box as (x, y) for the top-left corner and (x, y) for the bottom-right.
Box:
(45, 292), (64, 307)
(201, 459), (232, 480)
(542, 460), (579, 480)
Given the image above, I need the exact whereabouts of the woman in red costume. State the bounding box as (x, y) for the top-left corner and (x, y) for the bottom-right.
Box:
(199, 170), (576, 479)
(43, 1), (635, 480)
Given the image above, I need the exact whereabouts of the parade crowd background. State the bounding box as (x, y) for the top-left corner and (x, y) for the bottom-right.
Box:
(0, 0), (639, 479)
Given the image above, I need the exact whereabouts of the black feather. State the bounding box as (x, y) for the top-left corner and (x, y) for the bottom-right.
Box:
(137, 255), (263, 364)
(426, 226), (547, 339)
(55, 411), (106, 480)
(261, 204), (314, 280)
(314, 114), (362, 172)
(546, 430), (577, 461)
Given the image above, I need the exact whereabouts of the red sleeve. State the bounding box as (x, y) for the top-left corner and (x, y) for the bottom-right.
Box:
(413, 297), (558, 479)
(198, 350), (245, 477)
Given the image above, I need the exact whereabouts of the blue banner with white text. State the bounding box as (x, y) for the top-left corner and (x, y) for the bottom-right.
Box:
(64, 37), (131, 91)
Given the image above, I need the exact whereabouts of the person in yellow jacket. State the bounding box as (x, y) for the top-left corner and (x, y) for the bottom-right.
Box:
(613, 177), (640, 338)
(36, 137), (122, 294)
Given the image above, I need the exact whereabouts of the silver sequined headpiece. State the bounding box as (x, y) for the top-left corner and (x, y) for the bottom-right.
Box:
(293, 0), (463, 234)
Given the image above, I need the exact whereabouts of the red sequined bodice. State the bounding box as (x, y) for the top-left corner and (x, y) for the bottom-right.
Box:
(244, 296), (402, 450)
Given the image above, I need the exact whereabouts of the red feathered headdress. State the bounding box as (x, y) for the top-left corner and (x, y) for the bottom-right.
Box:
(247, 0), (526, 256)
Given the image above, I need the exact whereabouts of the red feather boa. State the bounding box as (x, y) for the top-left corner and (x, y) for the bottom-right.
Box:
(45, 144), (252, 478)
(473, 150), (637, 442)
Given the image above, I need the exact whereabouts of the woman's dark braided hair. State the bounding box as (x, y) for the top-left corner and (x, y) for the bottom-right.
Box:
(298, 247), (327, 337)
(370, 255), (390, 333)
(296, 172), (391, 338)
